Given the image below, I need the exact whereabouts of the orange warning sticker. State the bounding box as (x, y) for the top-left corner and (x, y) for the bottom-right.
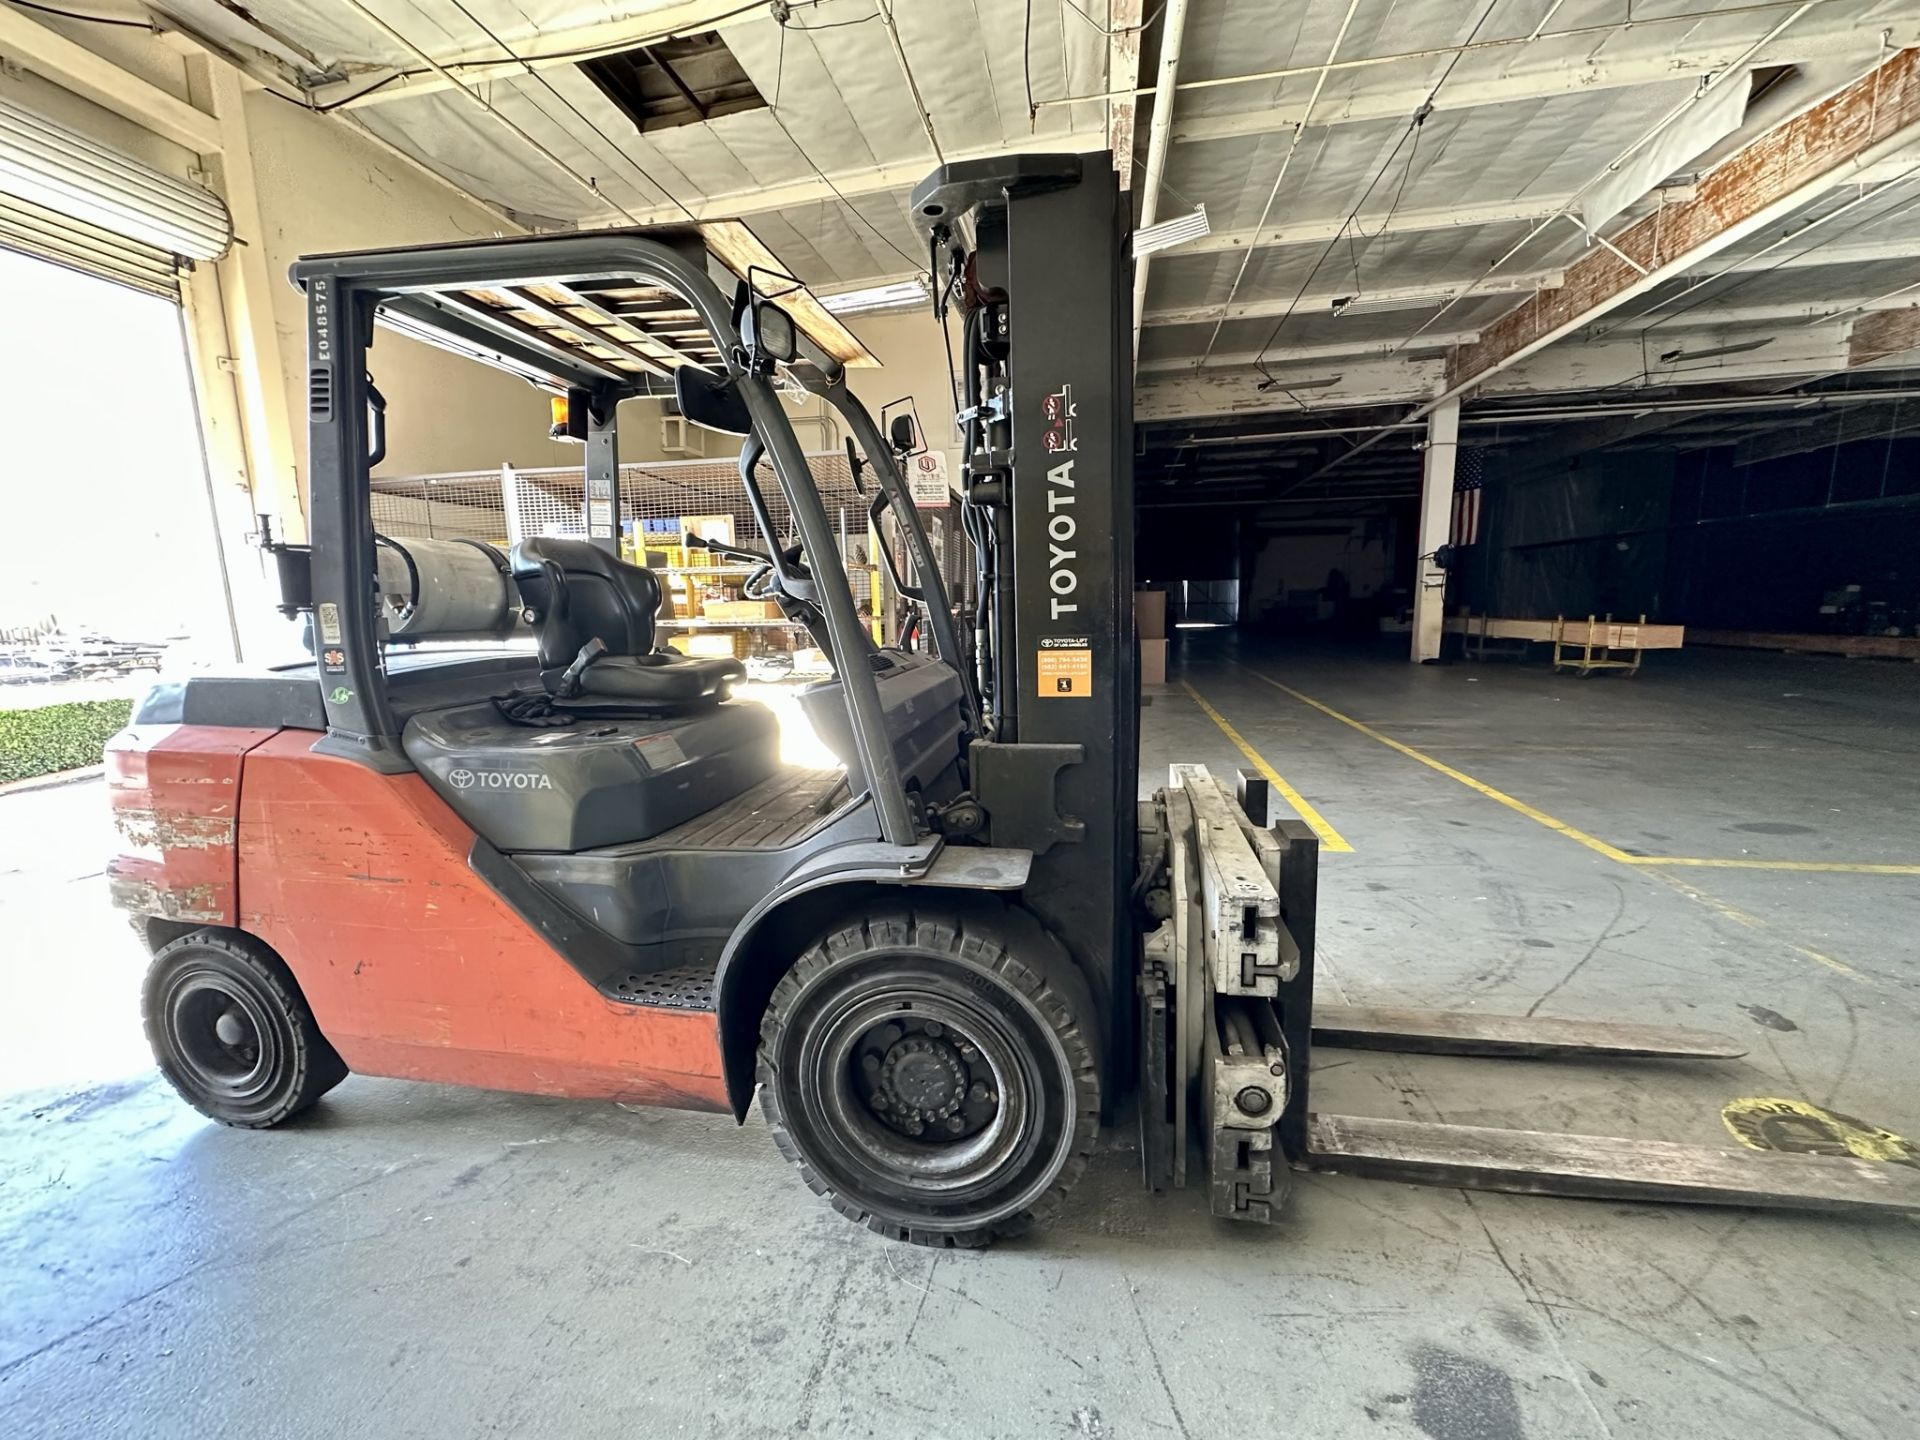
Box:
(1037, 645), (1093, 697)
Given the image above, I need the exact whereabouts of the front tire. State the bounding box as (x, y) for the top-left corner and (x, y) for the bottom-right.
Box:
(756, 906), (1099, 1247)
(142, 930), (348, 1128)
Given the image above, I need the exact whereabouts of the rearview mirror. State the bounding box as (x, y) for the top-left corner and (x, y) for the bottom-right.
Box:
(889, 413), (918, 453)
(675, 366), (752, 436)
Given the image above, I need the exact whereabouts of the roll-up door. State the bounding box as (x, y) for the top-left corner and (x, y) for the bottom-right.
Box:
(0, 95), (231, 301)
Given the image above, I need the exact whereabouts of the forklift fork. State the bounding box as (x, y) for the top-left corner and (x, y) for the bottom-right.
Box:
(1139, 765), (1920, 1222)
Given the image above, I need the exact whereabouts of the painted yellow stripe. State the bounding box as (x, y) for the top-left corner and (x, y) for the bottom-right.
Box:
(1237, 668), (1636, 864)
(1625, 856), (1920, 875)
(1180, 682), (1354, 853)
(1645, 871), (1857, 976)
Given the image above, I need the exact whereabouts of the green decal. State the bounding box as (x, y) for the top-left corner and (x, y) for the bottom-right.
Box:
(328, 686), (354, 704)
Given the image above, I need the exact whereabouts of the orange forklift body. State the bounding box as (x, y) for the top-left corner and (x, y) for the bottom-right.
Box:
(110, 724), (729, 1113)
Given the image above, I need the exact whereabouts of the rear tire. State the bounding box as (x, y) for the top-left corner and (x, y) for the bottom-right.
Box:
(756, 905), (1099, 1247)
(142, 930), (348, 1128)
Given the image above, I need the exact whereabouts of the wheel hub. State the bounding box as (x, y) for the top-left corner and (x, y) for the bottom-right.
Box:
(880, 1036), (968, 1119)
(854, 1017), (1000, 1141)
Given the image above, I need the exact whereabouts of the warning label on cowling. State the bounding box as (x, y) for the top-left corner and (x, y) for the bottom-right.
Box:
(1038, 637), (1093, 697)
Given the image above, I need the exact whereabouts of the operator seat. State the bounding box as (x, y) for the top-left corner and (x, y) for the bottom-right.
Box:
(510, 537), (742, 706)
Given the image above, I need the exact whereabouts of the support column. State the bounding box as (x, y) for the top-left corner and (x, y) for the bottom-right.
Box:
(187, 58), (305, 542)
(1411, 396), (1459, 663)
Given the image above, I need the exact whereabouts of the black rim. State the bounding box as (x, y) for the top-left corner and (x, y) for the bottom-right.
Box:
(164, 965), (285, 1107)
(777, 957), (1075, 1230)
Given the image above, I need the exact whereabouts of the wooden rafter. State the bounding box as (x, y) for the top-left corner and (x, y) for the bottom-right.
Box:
(1444, 48), (1920, 397)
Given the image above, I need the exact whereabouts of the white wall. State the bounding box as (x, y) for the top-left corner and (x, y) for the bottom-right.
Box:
(240, 93), (581, 484)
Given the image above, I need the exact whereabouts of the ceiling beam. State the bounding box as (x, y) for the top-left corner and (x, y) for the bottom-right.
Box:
(1138, 331), (1482, 373)
(1106, 0), (1145, 190)
(306, 0), (765, 110)
(1168, 18), (1920, 147)
(576, 131), (1110, 228)
(1137, 357), (1446, 420)
(1135, 316), (1872, 422)
(1442, 48), (1920, 401)
(1180, 197), (1567, 258)
(1144, 268), (1563, 327)
(0, 4), (221, 153)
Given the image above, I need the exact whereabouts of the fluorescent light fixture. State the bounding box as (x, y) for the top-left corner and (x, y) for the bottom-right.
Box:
(1658, 336), (1775, 365)
(1330, 291), (1463, 317)
(1132, 205), (1211, 259)
(819, 276), (930, 315)
(1256, 373), (1342, 393)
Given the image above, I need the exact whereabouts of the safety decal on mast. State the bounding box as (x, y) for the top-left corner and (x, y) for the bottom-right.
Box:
(1038, 636), (1092, 697)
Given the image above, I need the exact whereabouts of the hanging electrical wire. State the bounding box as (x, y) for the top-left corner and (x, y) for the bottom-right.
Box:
(766, 6), (933, 272)
(1231, 0), (1503, 378)
(1385, 0), (1825, 360)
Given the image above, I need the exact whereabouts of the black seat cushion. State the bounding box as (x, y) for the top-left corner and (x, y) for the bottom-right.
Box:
(573, 652), (743, 703)
(510, 537), (745, 704)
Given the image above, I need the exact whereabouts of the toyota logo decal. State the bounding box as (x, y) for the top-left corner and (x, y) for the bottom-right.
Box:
(448, 768), (477, 790)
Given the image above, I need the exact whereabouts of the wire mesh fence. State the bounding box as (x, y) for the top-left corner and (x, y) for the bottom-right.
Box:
(370, 452), (970, 658)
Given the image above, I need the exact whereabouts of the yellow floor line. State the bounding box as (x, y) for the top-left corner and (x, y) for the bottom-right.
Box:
(1236, 668), (1637, 864)
(1625, 856), (1920, 875)
(1644, 871), (1857, 976)
(1179, 681), (1355, 853)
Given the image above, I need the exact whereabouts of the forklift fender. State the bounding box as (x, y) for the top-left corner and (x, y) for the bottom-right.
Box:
(713, 844), (1033, 1120)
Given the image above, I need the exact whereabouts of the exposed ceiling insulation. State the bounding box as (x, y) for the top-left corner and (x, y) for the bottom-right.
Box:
(145, 0), (1920, 485)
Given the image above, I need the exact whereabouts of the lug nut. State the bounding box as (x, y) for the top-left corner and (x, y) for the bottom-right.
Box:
(946, 1116), (966, 1133)
(862, 1053), (882, 1072)
(924, 1021), (944, 1038)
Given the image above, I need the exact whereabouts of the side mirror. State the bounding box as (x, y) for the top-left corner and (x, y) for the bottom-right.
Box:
(889, 413), (918, 453)
(743, 299), (797, 365)
(675, 365), (752, 435)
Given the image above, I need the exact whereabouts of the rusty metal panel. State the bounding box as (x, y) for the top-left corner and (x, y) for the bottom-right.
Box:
(104, 724), (279, 926)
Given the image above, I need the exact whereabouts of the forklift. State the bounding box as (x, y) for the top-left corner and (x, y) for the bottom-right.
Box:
(107, 154), (1918, 1246)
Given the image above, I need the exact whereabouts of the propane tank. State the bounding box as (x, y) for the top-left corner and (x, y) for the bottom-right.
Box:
(374, 536), (519, 638)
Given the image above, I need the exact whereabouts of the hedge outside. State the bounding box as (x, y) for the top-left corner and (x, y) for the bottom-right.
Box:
(0, 699), (134, 785)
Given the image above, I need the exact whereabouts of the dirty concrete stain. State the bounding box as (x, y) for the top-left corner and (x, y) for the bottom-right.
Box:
(1490, 1310), (1543, 1350)
(1740, 1004), (1798, 1032)
(1731, 821), (1816, 835)
(1408, 1344), (1525, 1440)
(1070, 1405), (1108, 1437)
(1522, 938), (1555, 949)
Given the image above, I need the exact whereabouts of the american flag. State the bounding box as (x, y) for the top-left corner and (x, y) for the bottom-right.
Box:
(1450, 447), (1485, 547)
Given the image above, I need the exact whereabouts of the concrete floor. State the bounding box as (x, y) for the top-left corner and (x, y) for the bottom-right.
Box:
(4, 638), (1918, 1439)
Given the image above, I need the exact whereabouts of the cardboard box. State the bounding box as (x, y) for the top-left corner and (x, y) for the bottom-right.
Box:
(701, 599), (786, 622)
(1139, 637), (1168, 685)
(667, 633), (740, 659)
(1134, 588), (1168, 639)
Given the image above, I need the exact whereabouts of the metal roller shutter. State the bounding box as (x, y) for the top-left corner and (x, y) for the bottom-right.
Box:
(0, 96), (231, 301)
